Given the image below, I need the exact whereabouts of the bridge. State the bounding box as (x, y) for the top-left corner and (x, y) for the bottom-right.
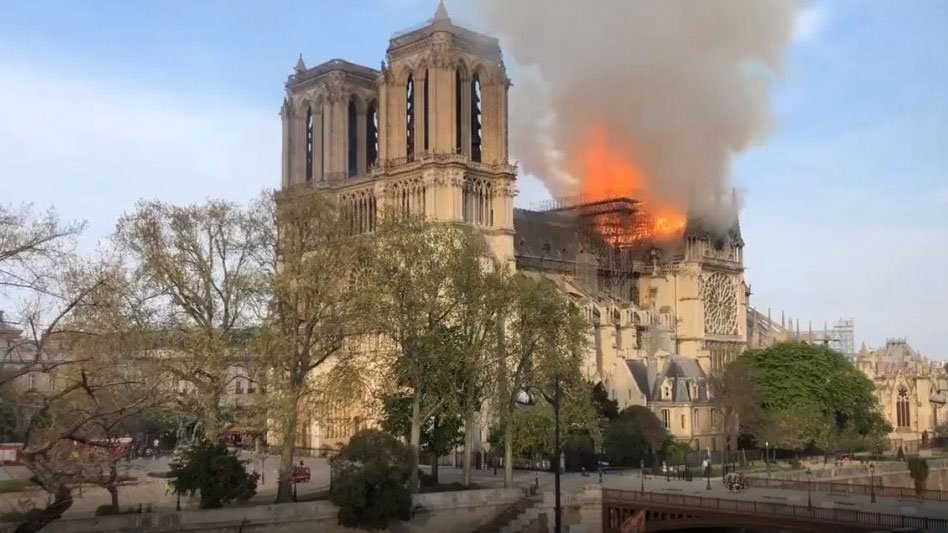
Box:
(602, 488), (948, 532)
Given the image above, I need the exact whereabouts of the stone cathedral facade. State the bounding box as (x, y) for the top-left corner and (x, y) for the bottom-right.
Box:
(279, 3), (747, 453)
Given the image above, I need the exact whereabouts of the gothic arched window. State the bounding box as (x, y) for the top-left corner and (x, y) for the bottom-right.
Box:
(366, 100), (378, 169)
(455, 68), (462, 153)
(406, 75), (415, 159)
(305, 106), (313, 181)
(897, 386), (911, 428)
(423, 69), (430, 151)
(470, 74), (482, 162)
(347, 99), (358, 177)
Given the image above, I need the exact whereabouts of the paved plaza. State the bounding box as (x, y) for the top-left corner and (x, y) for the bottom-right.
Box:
(3, 454), (947, 524)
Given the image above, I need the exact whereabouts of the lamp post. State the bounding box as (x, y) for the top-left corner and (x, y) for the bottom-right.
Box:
(806, 468), (812, 510)
(640, 458), (645, 494)
(704, 458), (711, 490)
(551, 377), (562, 533)
(764, 441), (770, 477)
(870, 462), (876, 503)
(516, 378), (562, 533)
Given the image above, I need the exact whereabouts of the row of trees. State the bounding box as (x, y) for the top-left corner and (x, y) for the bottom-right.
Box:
(1, 189), (592, 529)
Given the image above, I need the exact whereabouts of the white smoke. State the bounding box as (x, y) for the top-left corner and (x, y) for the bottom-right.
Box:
(478, 0), (797, 225)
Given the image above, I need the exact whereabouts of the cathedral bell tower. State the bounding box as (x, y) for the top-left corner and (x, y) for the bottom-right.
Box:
(281, 1), (518, 264)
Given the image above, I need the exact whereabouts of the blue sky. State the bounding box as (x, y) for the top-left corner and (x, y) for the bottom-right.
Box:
(0, 0), (945, 357)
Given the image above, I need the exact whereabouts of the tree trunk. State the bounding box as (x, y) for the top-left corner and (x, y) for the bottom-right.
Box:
(276, 395), (300, 503)
(409, 388), (423, 493)
(108, 462), (119, 509)
(14, 483), (72, 533)
(504, 414), (513, 488)
(431, 457), (440, 485)
(462, 408), (476, 486)
(202, 391), (221, 443)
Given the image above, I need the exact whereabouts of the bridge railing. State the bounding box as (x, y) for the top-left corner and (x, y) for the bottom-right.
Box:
(603, 489), (948, 531)
(743, 475), (948, 502)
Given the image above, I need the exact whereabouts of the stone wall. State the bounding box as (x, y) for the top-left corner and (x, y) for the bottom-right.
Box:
(0, 488), (522, 533)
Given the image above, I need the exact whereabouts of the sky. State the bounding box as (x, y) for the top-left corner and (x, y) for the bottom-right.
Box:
(0, 0), (945, 357)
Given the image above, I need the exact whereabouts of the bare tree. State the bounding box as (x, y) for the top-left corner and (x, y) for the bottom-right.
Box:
(115, 200), (267, 442)
(0, 203), (83, 294)
(254, 189), (369, 503)
(1, 257), (159, 533)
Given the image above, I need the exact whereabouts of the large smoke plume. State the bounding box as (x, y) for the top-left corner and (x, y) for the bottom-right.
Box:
(478, 0), (796, 227)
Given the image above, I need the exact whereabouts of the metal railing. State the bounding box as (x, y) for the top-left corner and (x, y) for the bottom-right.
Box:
(743, 476), (948, 502)
(602, 488), (948, 530)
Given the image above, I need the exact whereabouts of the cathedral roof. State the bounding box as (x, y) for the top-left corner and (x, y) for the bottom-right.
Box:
(513, 208), (582, 266)
(683, 214), (743, 247)
(287, 58), (379, 89)
(387, 2), (502, 61)
(626, 355), (708, 403)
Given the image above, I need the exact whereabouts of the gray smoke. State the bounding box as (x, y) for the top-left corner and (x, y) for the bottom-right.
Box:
(478, 0), (796, 226)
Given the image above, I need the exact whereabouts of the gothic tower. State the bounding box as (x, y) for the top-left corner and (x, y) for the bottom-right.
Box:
(281, 1), (517, 264)
(637, 216), (748, 374)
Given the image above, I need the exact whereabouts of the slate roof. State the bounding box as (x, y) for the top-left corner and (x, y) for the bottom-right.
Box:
(512, 208), (581, 262)
(625, 355), (709, 403)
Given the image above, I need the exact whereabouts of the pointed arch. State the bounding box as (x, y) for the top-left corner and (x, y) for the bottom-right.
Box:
(897, 385), (911, 428)
(366, 98), (379, 169)
(406, 74), (415, 160)
(470, 72), (482, 163)
(305, 105), (314, 181)
(347, 98), (358, 177)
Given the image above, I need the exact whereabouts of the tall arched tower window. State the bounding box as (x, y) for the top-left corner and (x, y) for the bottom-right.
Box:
(897, 386), (911, 428)
(406, 74), (415, 159)
(455, 69), (462, 153)
(347, 99), (358, 178)
(470, 74), (482, 163)
(305, 106), (314, 181)
(366, 100), (378, 169)
(423, 69), (430, 151)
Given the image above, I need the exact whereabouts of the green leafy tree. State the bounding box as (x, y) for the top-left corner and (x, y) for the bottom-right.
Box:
(254, 190), (370, 502)
(603, 406), (669, 467)
(494, 275), (589, 487)
(380, 395), (463, 484)
(448, 244), (506, 486)
(907, 457), (929, 496)
(591, 381), (619, 423)
(736, 342), (887, 451)
(330, 429), (415, 529)
(366, 217), (489, 492)
(168, 441), (259, 509)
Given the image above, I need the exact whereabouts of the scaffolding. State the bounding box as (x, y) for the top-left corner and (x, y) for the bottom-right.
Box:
(528, 195), (662, 302)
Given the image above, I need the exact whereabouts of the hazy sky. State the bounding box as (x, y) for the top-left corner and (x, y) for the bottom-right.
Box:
(0, 0), (945, 357)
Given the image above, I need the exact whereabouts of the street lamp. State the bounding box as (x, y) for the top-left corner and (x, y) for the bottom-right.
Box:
(640, 458), (645, 494)
(764, 441), (770, 477)
(806, 468), (812, 510)
(870, 462), (876, 503)
(516, 378), (564, 533)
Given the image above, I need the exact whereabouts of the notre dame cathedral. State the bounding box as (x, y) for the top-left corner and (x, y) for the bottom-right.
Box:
(280, 2), (749, 453)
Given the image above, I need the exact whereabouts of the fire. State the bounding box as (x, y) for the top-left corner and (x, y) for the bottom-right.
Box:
(570, 125), (686, 243)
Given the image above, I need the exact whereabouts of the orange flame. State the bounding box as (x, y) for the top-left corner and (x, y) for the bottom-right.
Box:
(570, 125), (686, 243)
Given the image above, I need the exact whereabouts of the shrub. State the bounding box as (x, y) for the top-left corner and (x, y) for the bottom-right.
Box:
(907, 457), (929, 496)
(330, 429), (415, 529)
(168, 441), (259, 509)
(603, 406), (669, 467)
(94, 504), (119, 516)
